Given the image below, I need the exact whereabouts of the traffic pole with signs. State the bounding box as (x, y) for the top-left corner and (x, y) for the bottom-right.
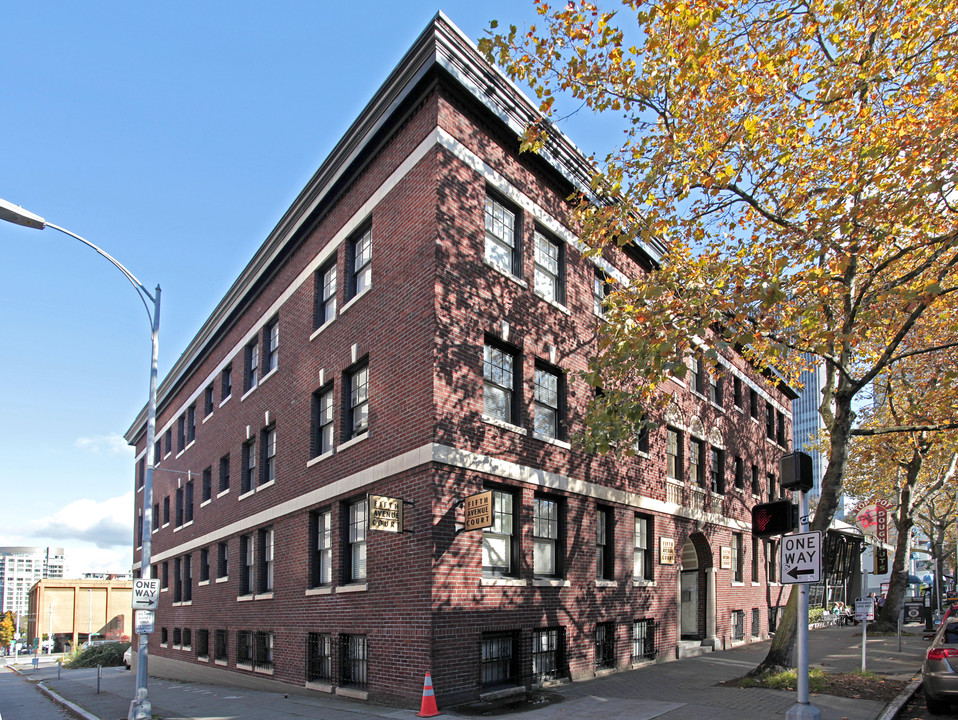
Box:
(780, 452), (821, 720)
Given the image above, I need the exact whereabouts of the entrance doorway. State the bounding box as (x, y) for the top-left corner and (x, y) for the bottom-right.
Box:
(680, 540), (700, 639)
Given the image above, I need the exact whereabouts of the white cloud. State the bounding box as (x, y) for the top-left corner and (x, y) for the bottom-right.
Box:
(75, 433), (133, 457)
(29, 492), (134, 549)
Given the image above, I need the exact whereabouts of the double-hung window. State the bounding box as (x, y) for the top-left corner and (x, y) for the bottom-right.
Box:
(596, 507), (613, 580)
(310, 509), (332, 586)
(734, 456), (744, 491)
(634, 514), (653, 582)
(709, 373), (723, 407)
(710, 447), (725, 494)
(482, 489), (515, 576)
(175, 487), (184, 527)
(240, 534), (253, 596)
(534, 230), (563, 303)
(483, 341), (517, 425)
(187, 404), (196, 444)
(348, 227), (372, 299)
(766, 402), (776, 439)
(484, 195), (519, 276)
(315, 259), (337, 327)
(533, 496), (561, 578)
(217, 541), (228, 579)
(204, 384), (215, 416)
(689, 356), (705, 395)
(533, 363), (561, 439)
(177, 416), (186, 453)
(311, 385), (335, 456)
(219, 454), (230, 493)
(593, 269), (610, 317)
(666, 427), (683, 481)
(241, 438), (256, 494)
(261, 426), (277, 485)
(200, 548), (210, 582)
(346, 363), (369, 439)
(184, 478), (194, 523)
(244, 339), (259, 392)
(346, 498), (367, 582)
(221, 364), (232, 401)
(263, 318), (279, 374)
(689, 439), (704, 487)
(732, 532), (743, 582)
(259, 527), (274, 593)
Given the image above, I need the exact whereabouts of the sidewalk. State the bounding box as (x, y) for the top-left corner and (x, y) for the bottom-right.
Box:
(6, 625), (929, 720)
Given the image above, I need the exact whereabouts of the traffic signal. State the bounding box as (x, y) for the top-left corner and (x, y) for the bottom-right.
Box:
(780, 451), (814, 492)
(751, 500), (797, 538)
(875, 547), (889, 574)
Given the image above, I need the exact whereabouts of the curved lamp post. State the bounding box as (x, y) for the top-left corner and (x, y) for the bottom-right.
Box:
(0, 197), (160, 720)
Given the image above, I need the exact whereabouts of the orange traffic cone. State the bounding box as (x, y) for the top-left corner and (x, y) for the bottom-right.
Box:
(416, 671), (441, 717)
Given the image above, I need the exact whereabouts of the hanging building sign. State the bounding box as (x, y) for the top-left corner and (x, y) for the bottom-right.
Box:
(852, 498), (894, 543)
(463, 491), (493, 532)
(368, 495), (404, 533)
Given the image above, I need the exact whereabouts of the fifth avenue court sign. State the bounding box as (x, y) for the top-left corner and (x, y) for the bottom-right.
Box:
(780, 530), (822, 584)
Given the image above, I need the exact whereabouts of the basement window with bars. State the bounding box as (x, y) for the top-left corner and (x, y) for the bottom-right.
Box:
(341, 634), (368, 689)
(480, 632), (517, 691)
(594, 622), (616, 670)
(731, 610), (745, 641)
(254, 631), (274, 672)
(306, 632), (333, 683)
(631, 619), (657, 662)
(532, 627), (564, 684)
(752, 608), (761, 637)
(214, 629), (228, 663)
(237, 631), (254, 668)
(196, 629), (209, 659)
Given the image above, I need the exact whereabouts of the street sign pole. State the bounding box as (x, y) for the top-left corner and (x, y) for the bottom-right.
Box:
(786, 490), (821, 720)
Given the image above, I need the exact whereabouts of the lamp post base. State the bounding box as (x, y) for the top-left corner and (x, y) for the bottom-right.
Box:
(786, 701), (822, 720)
(128, 689), (151, 720)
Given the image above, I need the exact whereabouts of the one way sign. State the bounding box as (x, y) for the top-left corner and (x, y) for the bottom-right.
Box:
(132, 578), (160, 610)
(779, 530), (822, 585)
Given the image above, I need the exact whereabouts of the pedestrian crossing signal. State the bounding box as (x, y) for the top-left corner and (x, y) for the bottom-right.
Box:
(751, 500), (797, 538)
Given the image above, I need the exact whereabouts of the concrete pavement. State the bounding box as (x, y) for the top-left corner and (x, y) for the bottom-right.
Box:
(4, 625), (929, 720)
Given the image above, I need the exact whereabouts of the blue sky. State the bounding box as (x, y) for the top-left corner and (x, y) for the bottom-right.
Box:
(0, 2), (624, 574)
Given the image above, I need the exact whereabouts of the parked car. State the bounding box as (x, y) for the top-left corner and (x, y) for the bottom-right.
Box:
(923, 617), (958, 714)
(123, 646), (132, 670)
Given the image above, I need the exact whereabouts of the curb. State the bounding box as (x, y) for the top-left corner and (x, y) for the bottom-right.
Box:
(876, 676), (922, 720)
(35, 680), (104, 720)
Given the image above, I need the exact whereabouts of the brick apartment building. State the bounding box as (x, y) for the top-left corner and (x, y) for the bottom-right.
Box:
(125, 13), (797, 707)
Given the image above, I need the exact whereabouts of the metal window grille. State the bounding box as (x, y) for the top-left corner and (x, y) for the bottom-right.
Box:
(480, 632), (516, 689)
(731, 610), (745, 641)
(254, 631), (274, 672)
(214, 629), (228, 661)
(306, 633), (332, 682)
(173, 628), (182, 646)
(340, 634), (368, 689)
(594, 622), (615, 670)
(196, 629), (209, 658)
(532, 628), (563, 683)
(237, 630), (254, 666)
(768, 606), (780, 634)
(752, 608), (761, 637)
(631, 619), (657, 662)
(183, 628), (192, 650)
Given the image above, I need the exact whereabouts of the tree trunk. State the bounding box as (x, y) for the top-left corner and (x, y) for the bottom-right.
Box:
(875, 464), (918, 630)
(753, 386), (856, 673)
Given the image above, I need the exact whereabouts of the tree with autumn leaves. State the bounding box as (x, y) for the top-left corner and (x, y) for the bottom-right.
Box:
(482, 0), (958, 670)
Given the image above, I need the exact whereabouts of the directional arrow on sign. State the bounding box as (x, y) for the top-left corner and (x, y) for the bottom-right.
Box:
(787, 566), (816, 580)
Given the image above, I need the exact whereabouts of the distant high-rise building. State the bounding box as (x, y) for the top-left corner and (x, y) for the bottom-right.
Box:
(791, 358), (839, 518)
(0, 546), (65, 617)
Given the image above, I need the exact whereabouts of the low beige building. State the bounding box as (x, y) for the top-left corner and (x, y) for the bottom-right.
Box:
(27, 578), (132, 652)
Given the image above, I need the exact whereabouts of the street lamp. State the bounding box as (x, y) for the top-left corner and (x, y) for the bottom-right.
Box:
(0, 197), (160, 720)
